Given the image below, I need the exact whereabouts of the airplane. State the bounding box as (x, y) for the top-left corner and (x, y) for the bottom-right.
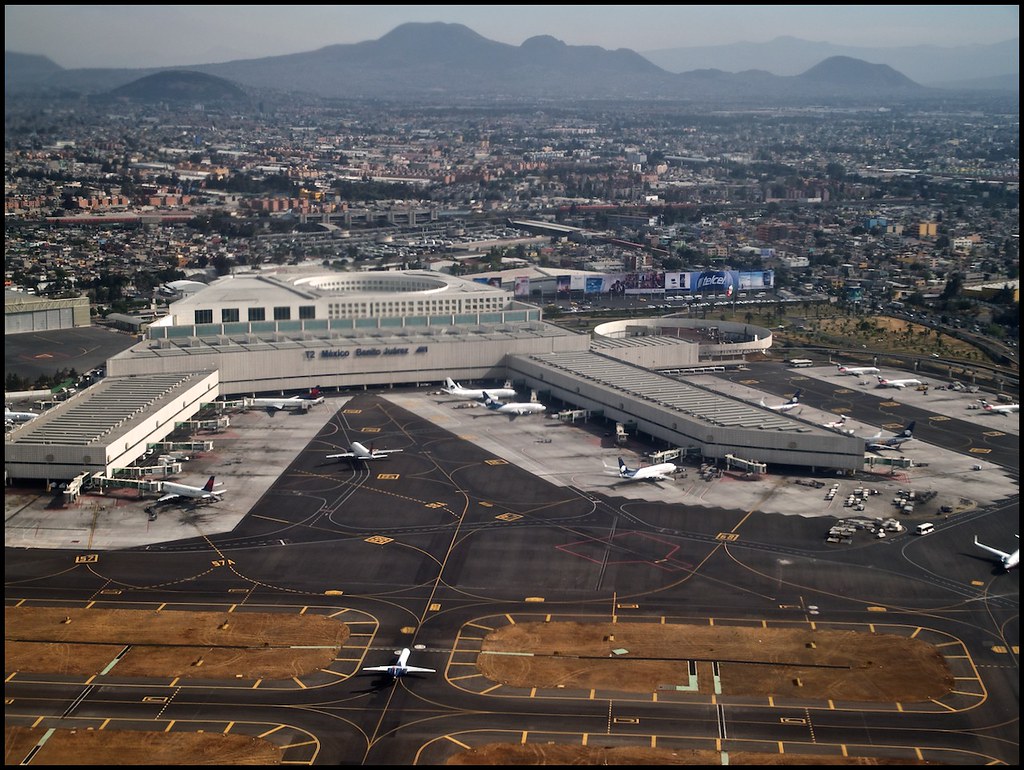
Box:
(608, 456), (678, 483)
(441, 377), (517, 400)
(876, 376), (923, 390)
(326, 441), (403, 462)
(979, 400), (1020, 415)
(823, 414), (855, 434)
(864, 421), (915, 453)
(836, 364), (880, 376)
(973, 535), (1019, 571)
(156, 475), (226, 504)
(479, 392), (546, 419)
(245, 387), (324, 413)
(5, 406), (39, 424)
(362, 647), (436, 678)
(760, 389), (801, 412)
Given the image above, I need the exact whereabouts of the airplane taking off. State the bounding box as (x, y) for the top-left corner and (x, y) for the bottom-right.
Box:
(760, 389), (801, 412)
(5, 406), (39, 424)
(864, 421), (915, 453)
(157, 475), (225, 504)
(979, 400), (1020, 415)
(876, 376), (923, 390)
(479, 392), (546, 419)
(441, 377), (516, 400)
(974, 535), (1019, 571)
(362, 647), (436, 678)
(326, 441), (403, 462)
(836, 364), (880, 376)
(245, 387), (324, 413)
(608, 457), (678, 483)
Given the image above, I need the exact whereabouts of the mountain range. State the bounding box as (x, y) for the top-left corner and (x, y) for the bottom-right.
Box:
(642, 35), (1018, 91)
(4, 23), (1017, 106)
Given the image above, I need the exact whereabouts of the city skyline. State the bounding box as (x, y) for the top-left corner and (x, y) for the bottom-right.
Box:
(5, 5), (1019, 70)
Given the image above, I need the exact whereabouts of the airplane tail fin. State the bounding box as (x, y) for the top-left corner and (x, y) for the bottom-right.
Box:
(790, 389), (802, 403)
(617, 457), (629, 475)
(903, 421), (916, 436)
(444, 377), (457, 391)
(203, 476), (216, 492)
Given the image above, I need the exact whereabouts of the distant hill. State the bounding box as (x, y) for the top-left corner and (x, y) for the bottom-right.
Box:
(4, 23), (949, 106)
(103, 70), (248, 104)
(641, 36), (1019, 90)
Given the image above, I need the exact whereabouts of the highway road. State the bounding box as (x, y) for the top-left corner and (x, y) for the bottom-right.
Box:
(5, 363), (1019, 765)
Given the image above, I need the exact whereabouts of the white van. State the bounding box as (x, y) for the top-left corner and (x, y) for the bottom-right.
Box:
(915, 523), (935, 535)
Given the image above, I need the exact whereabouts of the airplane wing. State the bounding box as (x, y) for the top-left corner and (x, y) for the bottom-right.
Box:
(326, 451), (356, 459)
(361, 665), (394, 673)
(156, 492), (182, 503)
(402, 665), (436, 673)
(974, 537), (1011, 561)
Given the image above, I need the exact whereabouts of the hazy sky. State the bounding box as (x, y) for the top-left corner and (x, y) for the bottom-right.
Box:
(5, 5), (1019, 69)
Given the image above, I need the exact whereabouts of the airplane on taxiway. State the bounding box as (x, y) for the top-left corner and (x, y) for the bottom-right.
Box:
(441, 377), (516, 400)
(836, 364), (880, 376)
(760, 389), (801, 412)
(876, 376), (923, 390)
(974, 535), (1019, 571)
(478, 392), (546, 420)
(326, 441), (403, 462)
(607, 456), (678, 483)
(157, 475), (226, 504)
(362, 647), (436, 678)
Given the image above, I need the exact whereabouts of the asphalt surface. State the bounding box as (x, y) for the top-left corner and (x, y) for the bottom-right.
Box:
(4, 362), (1019, 766)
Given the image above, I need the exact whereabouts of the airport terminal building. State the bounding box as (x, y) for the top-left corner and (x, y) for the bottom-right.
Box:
(6, 269), (867, 483)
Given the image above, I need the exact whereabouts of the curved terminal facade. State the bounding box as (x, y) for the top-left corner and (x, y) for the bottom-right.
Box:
(6, 270), (867, 481)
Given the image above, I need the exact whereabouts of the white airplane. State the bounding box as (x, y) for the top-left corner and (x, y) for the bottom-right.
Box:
(608, 456), (678, 483)
(5, 406), (39, 424)
(362, 647), (436, 678)
(157, 475), (226, 504)
(864, 421), (915, 453)
(979, 400), (1020, 415)
(836, 364), (880, 376)
(974, 535), (1019, 571)
(823, 414), (855, 434)
(479, 392), (546, 419)
(326, 441), (403, 462)
(245, 387), (324, 413)
(760, 389), (801, 412)
(876, 376), (923, 390)
(441, 377), (517, 400)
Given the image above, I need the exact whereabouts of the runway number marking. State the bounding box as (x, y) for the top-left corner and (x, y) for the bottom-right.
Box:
(485, 458), (509, 466)
(497, 513), (522, 521)
(342, 409), (363, 414)
(361, 427), (381, 434)
(376, 473), (399, 479)
(716, 533), (739, 542)
(365, 536), (393, 545)
(969, 448), (992, 454)
(75, 554), (99, 563)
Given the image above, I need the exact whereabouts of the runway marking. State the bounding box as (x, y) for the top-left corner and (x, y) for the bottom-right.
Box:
(75, 554), (99, 563)
(968, 448), (992, 454)
(375, 473), (399, 479)
(365, 535), (393, 544)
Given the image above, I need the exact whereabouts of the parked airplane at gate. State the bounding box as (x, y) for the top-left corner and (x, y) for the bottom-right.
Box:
(326, 441), (403, 462)
(245, 387), (324, 413)
(157, 475), (225, 503)
(362, 647), (435, 678)
(836, 364), (880, 376)
(876, 376), (923, 390)
(479, 392), (546, 419)
(607, 457), (678, 483)
(441, 377), (516, 400)
(864, 421), (915, 453)
(974, 535), (1019, 571)
(5, 406), (39, 424)
(979, 400), (1020, 415)
(760, 389), (801, 412)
